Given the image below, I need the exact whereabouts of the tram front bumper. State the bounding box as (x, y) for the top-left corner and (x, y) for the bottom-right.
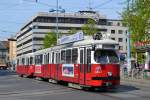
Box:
(92, 76), (120, 81)
(91, 76), (120, 87)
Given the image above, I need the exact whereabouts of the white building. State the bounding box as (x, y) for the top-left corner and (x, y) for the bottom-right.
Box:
(16, 11), (128, 56)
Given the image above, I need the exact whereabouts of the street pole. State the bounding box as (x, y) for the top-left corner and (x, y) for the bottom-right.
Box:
(21, 32), (23, 56)
(127, 30), (131, 73)
(127, 0), (131, 74)
(36, 0), (63, 44)
(56, 0), (59, 44)
(30, 23), (34, 53)
(32, 33), (34, 52)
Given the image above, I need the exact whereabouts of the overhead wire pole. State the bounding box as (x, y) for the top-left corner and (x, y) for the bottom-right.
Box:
(88, 0), (92, 10)
(127, 0), (131, 75)
(56, 0), (59, 44)
(35, 0), (59, 44)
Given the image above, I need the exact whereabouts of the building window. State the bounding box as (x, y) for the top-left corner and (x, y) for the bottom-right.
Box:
(117, 22), (120, 26)
(119, 46), (123, 50)
(111, 30), (115, 34)
(118, 30), (123, 34)
(126, 30), (128, 34)
(108, 22), (112, 26)
(111, 38), (115, 40)
(118, 38), (123, 42)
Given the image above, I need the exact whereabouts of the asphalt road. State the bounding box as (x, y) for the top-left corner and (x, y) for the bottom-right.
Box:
(0, 70), (150, 100)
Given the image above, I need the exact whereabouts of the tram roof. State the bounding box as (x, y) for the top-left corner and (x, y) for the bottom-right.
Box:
(73, 39), (118, 46)
(34, 47), (51, 55)
(52, 38), (119, 50)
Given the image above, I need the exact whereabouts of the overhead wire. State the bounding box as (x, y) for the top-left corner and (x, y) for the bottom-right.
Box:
(0, 3), (20, 11)
(0, 20), (24, 25)
(23, 0), (56, 8)
(93, 0), (113, 9)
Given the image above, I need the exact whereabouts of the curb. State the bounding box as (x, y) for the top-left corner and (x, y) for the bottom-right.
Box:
(121, 79), (150, 88)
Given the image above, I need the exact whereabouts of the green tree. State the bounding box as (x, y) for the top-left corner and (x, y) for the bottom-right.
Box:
(122, 0), (150, 59)
(43, 32), (57, 48)
(68, 27), (78, 34)
(122, 0), (150, 42)
(81, 18), (98, 36)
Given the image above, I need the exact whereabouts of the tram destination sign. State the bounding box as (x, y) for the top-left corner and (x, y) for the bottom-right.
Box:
(59, 31), (84, 45)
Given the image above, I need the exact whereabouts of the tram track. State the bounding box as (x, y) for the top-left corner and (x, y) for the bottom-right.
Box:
(0, 87), (75, 97)
(1, 77), (150, 100)
(81, 89), (123, 100)
(1, 72), (147, 99)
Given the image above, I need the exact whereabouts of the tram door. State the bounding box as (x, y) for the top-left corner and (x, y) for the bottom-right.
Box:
(55, 52), (60, 80)
(79, 48), (86, 85)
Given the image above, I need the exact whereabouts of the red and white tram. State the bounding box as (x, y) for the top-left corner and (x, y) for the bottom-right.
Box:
(16, 35), (120, 90)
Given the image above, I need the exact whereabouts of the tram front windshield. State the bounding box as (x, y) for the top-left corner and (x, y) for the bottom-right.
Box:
(94, 49), (119, 64)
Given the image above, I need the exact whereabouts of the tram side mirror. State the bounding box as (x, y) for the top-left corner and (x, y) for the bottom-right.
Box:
(92, 45), (96, 51)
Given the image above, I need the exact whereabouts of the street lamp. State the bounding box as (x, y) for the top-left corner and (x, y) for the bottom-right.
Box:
(49, 1), (65, 44)
(35, 0), (65, 44)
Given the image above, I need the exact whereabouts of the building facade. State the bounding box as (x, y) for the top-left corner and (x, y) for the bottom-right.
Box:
(0, 41), (9, 68)
(8, 38), (17, 61)
(106, 19), (128, 54)
(16, 11), (128, 56)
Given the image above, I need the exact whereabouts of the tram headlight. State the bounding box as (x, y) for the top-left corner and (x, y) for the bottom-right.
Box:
(108, 72), (112, 76)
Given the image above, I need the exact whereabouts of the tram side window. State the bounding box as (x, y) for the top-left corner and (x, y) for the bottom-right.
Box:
(44, 55), (46, 64)
(35, 56), (38, 65)
(87, 49), (91, 72)
(40, 54), (43, 64)
(28, 58), (30, 65)
(45, 53), (49, 64)
(66, 49), (71, 64)
(80, 50), (83, 72)
(80, 50), (83, 64)
(17, 59), (19, 65)
(22, 58), (25, 65)
(47, 53), (49, 64)
(52, 52), (54, 64)
(61, 50), (66, 64)
(26, 58), (29, 65)
(72, 48), (78, 63)
(30, 57), (33, 65)
(35, 55), (43, 65)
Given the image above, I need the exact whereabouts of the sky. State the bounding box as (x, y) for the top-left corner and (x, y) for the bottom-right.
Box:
(0, 0), (126, 40)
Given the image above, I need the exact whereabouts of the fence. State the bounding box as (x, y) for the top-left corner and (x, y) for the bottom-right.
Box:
(120, 67), (149, 79)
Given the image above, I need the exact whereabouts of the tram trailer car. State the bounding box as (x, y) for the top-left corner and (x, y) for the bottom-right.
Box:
(16, 39), (120, 89)
(16, 53), (35, 77)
